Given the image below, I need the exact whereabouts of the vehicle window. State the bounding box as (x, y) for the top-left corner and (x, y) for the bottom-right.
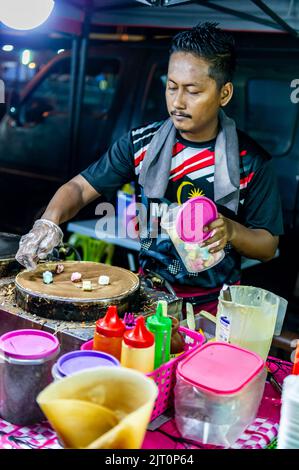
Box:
(77, 58), (121, 168)
(11, 57), (121, 176)
(20, 58), (120, 126)
(83, 59), (119, 117)
(142, 64), (168, 123)
(20, 59), (70, 126)
(245, 79), (298, 156)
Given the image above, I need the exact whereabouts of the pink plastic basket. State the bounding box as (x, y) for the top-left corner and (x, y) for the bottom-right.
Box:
(80, 326), (205, 421)
(148, 326), (205, 421)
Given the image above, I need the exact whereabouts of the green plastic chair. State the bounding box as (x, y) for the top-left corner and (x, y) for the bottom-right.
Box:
(67, 233), (115, 265)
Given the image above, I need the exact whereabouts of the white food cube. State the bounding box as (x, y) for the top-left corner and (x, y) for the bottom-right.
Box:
(82, 280), (92, 291)
(98, 275), (110, 286)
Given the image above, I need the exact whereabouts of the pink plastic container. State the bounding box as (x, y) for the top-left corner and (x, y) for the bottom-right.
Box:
(161, 198), (225, 273)
(80, 326), (205, 421)
(176, 196), (218, 244)
(80, 339), (94, 351)
(175, 342), (267, 447)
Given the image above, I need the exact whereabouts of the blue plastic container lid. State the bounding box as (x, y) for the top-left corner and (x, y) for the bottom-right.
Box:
(56, 350), (120, 377)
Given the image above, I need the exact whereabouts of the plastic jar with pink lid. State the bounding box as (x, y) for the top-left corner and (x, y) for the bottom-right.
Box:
(174, 342), (267, 447)
(0, 329), (60, 425)
(161, 197), (224, 273)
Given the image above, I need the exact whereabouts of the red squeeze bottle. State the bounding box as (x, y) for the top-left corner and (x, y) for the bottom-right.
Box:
(93, 305), (125, 361)
(292, 341), (299, 375)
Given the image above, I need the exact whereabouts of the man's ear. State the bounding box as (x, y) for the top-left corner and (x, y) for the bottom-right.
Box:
(220, 82), (233, 107)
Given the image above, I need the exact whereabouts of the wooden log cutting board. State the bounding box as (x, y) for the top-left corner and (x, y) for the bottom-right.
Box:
(15, 261), (140, 322)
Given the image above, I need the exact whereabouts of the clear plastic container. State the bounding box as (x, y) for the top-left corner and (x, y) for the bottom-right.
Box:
(277, 375), (299, 449)
(175, 342), (266, 448)
(161, 206), (224, 273)
(216, 285), (283, 360)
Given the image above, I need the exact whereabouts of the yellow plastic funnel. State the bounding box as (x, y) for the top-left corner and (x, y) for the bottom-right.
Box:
(37, 366), (158, 449)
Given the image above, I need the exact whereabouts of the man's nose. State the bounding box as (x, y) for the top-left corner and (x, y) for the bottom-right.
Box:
(173, 89), (186, 109)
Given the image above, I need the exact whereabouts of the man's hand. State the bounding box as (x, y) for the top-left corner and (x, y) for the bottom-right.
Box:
(202, 213), (235, 253)
(15, 219), (63, 270)
(202, 213), (278, 262)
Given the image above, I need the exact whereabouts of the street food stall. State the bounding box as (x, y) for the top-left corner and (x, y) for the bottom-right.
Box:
(0, 0), (299, 453)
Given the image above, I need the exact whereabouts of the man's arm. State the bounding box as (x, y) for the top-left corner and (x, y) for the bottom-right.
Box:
(16, 130), (135, 270)
(15, 175), (101, 270)
(43, 130), (135, 225)
(202, 214), (278, 262)
(42, 174), (101, 225)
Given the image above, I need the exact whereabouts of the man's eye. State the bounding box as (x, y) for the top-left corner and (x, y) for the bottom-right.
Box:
(188, 90), (200, 95)
(167, 87), (177, 91)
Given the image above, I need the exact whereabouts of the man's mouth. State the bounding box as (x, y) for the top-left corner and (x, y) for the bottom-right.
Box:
(171, 112), (191, 120)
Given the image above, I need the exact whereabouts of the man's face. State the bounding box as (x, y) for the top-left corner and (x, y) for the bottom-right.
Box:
(166, 52), (225, 140)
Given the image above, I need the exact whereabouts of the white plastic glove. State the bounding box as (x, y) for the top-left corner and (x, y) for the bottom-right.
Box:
(15, 219), (63, 271)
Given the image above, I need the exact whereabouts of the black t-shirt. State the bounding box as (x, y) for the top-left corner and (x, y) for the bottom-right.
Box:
(81, 120), (284, 293)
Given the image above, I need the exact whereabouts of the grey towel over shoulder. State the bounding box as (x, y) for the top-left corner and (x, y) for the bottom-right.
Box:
(138, 109), (240, 214)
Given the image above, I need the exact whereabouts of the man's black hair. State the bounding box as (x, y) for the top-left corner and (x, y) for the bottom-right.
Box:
(170, 22), (236, 88)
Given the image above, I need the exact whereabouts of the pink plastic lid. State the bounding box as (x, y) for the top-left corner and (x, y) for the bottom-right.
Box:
(177, 342), (265, 395)
(176, 196), (218, 243)
(0, 329), (60, 360)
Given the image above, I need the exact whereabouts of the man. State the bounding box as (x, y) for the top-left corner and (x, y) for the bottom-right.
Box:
(16, 22), (283, 314)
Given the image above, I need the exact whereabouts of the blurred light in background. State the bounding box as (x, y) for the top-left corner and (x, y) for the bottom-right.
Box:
(57, 49), (65, 54)
(28, 62), (36, 70)
(2, 45), (14, 52)
(0, 0), (55, 31)
(21, 50), (32, 65)
(99, 80), (108, 91)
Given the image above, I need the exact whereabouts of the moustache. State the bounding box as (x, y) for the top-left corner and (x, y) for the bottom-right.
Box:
(171, 111), (191, 118)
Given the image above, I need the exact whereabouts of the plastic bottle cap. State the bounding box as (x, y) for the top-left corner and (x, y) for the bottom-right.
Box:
(146, 302), (172, 332)
(123, 316), (154, 348)
(96, 305), (125, 338)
